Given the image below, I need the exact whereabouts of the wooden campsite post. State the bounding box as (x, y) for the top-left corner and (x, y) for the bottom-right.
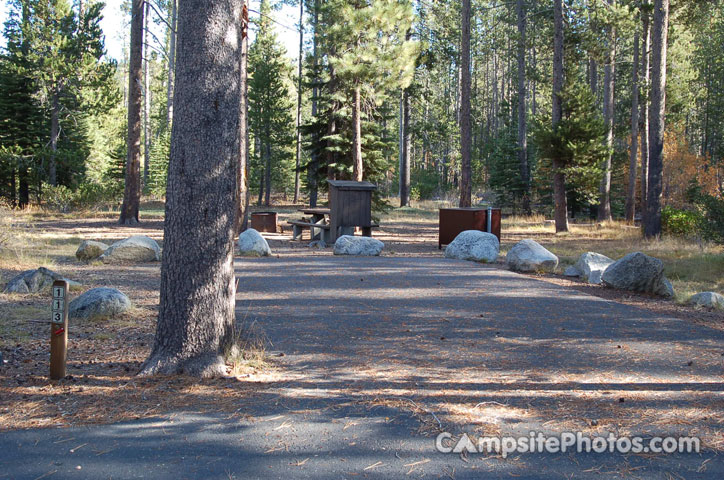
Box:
(50, 280), (69, 380)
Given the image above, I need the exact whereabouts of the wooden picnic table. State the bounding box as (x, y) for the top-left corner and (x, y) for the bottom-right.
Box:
(298, 208), (330, 221)
(290, 208), (331, 242)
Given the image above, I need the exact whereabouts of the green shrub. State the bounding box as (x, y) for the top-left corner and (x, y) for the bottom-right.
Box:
(661, 206), (701, 237)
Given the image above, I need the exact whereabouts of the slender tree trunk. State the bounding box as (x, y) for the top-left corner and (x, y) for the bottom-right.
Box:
(459, 0), (472, 208)
(49, 88), (60, 186)
(143, 0), (151, 189)
(308, 0), (320, 207)
(235, 1), (249, 234)
(644, 0), (669, 238)
(140, 0), (244, 377)
(400, 88), (411, 207)
(120, 0), (144, 225)
(166, 0), (177, 127)
(626, 29), (640, 223)
(552, 0), (568, 233)
(640, 2), (651, 219)
(352, 85), (363, 181)
(516, 0), (530, 214)
(264, 131), (272, 206)
(598, 2), (616, 222)
(293, 0), (303, 203)
(18, 160), (29, 208)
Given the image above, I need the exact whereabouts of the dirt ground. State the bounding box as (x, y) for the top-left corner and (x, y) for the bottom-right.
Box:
(0, 209), (722, 435)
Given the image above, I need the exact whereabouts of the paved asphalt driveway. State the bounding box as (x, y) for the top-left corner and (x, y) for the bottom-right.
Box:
(2, 255), (722, 479)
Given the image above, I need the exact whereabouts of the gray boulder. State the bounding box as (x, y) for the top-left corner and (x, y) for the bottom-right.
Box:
(444, 230), (499, 263)
(75, 240), (109, 261)
(574, 252), (614, 280)
(69, 287), (132, 320)
(334, 235), (384, 256)
(3, 267), (80, 294)
(563, 266), (581, 277)
(506, 239), (559, 273)
(588, 270), (604, 285)
(99, 235), (161, 264)
(238, 228), (272, 257)
(601, 252), (674, 297)
(687, 292), (724, 310)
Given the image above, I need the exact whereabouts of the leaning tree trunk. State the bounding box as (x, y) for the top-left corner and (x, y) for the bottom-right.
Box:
(598, 1), (616, 222)
(625, 29), (640, 223)
(140, 0), (245, 377)
(119, 0), (144, 225)
(552, 0), (568, 232)
(640, 2), (651, 221)
(644, 0), (668, 238)
(516, 0), (530, 214)
(352, 85), (363, 181)
(459, 0), (472, 208)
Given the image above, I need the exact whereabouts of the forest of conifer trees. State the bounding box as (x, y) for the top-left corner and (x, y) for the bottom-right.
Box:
(1, 0), (723, 240)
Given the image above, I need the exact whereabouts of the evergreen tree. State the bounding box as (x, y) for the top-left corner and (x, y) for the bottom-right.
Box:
(248, 1), (295, 206)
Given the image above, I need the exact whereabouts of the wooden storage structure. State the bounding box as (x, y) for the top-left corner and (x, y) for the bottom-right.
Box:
(328, 180), (377, 242)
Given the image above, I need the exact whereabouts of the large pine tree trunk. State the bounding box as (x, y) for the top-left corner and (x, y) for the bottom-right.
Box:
(140, 0), (245, 377)
(119, 0), (144, 226)
(293, 0), (303, 204)
(625, 30), (640, 223)
(644, 0), (668, 238)
(352, 86), (363, 181)
(516, 0), (530, 214)
(459, 0), (472, 208)
(264, 130), (272, 206)
(598, 1), (616, 222)
(640, 3), (651, 220)
(552, 0), (568, 233)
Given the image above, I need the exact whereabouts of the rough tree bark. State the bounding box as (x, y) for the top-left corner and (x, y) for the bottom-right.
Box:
(119, 0), (144, 226)
(352, 85), (363, 181)
(293, 0), (303, 204)
(640, 2), (651, 221)
(516, 0), (530, 214)
(552, 0), (568, 232)
(140, 0), (245, 377)
(598, 0), (616, 222)
(625, 29), (640, 223)
(308, 0), (320, 207)
(644, 0), (668, 238)
(459, 0), (472, 208)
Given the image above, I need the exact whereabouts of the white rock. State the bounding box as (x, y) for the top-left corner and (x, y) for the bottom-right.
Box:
(334, 235), (384, 256)
(444, 230), (499, 263)
(238, 228), (272, 257)
(506, 239), (559, 273)
(574, 252), (614, 280)
(3, 267), (81, 294)
(69, 287), (132, 320)
(75, 240), (109, 261)
(99, 235), (161, 264)
(687, 292), (724, 310)
(601, 252), (673, 297)
(588, 270), (603, 285)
